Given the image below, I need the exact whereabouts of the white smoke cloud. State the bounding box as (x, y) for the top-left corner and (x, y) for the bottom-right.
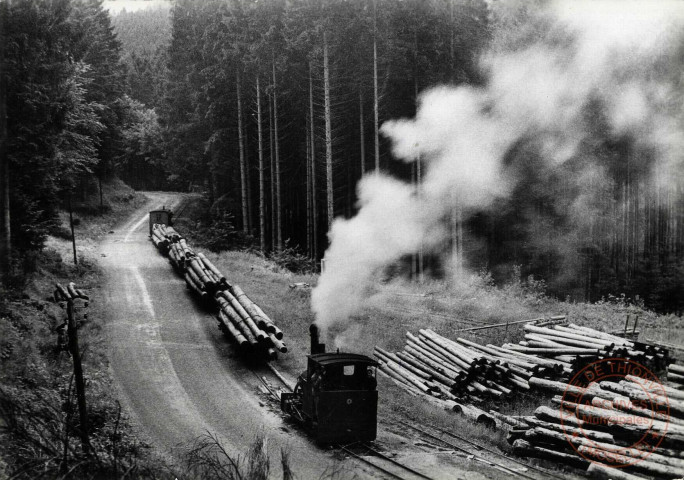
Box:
(312, 0), (684, 336)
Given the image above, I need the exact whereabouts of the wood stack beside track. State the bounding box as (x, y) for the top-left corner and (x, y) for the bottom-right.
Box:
(151, 223), (286, 361)
(374, 317), (684, 478)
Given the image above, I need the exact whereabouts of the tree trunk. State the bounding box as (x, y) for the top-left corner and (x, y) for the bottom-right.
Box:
(359, 87), (365, 175)
(324, 32), (333, 230)
(0, 0), (9, 283)
(373, 3), (380, 173)
(309, 63), (318, 259)
(272, 60), (282, 251)
(269, 92), (275, 251)
(256, 76), (265, 253)
(306, 110), (312, 255)
(414, 67), (424, 281)
(449, 0), (455, 82)
(236, 72), (249, 234)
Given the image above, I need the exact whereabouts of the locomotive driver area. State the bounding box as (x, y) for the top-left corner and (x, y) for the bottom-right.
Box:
(102, 192), (524, 480)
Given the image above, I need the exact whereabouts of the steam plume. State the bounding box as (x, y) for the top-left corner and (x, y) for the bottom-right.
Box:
(312, 0), (684, 334)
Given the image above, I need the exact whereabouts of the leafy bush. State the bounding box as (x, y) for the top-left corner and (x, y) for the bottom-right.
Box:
(198, 213), (253, 252)
(268, 242), (316, 274)
(183, 433), (294, 480)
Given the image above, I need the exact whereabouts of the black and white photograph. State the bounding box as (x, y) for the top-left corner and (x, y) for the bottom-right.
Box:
(1, 0), (684, 478)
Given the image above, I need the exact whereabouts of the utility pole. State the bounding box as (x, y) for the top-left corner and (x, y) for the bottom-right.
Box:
(54, 282), (90, 453)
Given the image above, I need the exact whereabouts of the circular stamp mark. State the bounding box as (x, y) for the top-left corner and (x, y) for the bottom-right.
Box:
(560, 358), (670, 468)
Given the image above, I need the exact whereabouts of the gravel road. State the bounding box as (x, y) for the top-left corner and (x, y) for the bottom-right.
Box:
(101, 193), (358, 478)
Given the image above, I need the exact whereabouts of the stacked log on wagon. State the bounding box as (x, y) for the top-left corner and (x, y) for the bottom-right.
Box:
(149, 222), (286, 361)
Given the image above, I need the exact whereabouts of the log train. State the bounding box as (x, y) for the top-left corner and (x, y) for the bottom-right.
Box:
(148, 208), (286, 361)
(149, 209), (380, 444)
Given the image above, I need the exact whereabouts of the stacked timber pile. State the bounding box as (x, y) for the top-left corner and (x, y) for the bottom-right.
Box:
(373, 321), (570, 410)
(150, 223), (286, 361)
(507, 322), (671, 373)
(374, 318), (681, 434)
(501, 366), (684, 479)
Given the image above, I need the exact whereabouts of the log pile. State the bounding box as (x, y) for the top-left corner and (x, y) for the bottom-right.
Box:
(502, 370), (684, 479)
(505, 322), (672, 373)
(150, 223), (286, 361)
(373, 323), (571, 410)
(374, 316), (684, 477)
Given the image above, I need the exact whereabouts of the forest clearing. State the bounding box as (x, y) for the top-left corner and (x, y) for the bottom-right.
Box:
(1, 0), (684, 479)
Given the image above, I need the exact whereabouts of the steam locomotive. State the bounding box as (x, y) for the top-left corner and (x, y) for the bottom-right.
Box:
(280, 325), (378, 444)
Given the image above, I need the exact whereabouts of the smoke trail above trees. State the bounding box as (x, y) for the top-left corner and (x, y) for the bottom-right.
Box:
(312, 0), (684, 333)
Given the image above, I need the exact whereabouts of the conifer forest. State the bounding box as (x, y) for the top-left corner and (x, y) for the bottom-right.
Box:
(2, 0), (684, 314)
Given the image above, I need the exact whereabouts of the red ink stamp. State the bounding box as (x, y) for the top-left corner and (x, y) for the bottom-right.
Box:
(560, 358), (670, 468)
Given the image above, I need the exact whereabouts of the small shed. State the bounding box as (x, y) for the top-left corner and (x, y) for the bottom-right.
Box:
(149, 208), (172, 235)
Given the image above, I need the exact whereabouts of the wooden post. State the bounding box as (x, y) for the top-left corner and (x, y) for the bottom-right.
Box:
(57, 283), (89, 452)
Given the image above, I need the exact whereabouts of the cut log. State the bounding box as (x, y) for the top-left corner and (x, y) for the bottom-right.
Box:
(488, 410), (529, 428)
(576, 445), (684, 478)
(216, 297), (258, 345)
(188, 257), (213, 287)
(512, 439), (588, 467)
(396, 351), (461, 387)
(229, 285), (273, 331)
(526, 332), (609, 350)
(524, 416), (615, 443)
(575, 403), (684, 436)
(252, 303), (283, 339)
(268, 333), (287, 353)
(186, 267), (205, 290)
(405, 345), (464, 379)
(587, 462), (648, 480)
(457, 338), (538, 371)
(525, 324), (616, 348)
(622, 376), (684, 401)
(197, 252), (227, 283)
(534, 405), (583, 428)
(504, 345), (601, 356)
(218, 311), (249, 348)
(530, 426), (684, 470)
(217, 290), (266, 342)
(375, 347), (432, 381)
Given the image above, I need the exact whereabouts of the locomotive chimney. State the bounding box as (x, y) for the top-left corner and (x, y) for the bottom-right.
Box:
(309, 324), (325, 354)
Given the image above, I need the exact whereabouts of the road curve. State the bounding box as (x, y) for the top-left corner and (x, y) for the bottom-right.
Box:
(101, 193), (360, 478)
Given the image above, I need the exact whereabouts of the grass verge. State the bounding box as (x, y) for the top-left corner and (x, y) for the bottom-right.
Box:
(0, 180), (176, 479)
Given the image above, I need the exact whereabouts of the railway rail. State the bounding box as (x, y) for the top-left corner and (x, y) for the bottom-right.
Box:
(261, 362), (569, 480)
(419, 422), (565, 480)
(399, 421), (563, 480)
(338, 442), (437, 480)
(260, 364), (439, 480)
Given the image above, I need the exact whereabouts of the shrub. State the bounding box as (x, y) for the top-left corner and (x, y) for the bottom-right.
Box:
(268, 242), (316, 274)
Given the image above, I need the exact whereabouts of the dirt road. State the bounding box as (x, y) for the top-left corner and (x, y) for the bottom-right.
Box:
(101, 193), (357, 478)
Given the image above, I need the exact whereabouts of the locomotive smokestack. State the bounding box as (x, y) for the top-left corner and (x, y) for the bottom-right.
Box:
(309, 324), (325, 354)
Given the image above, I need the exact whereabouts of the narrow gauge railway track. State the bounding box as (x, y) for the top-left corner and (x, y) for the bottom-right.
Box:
(399, 421), (564, 480)
(257, 365), (437, 480)
(338, 442), (437, 480)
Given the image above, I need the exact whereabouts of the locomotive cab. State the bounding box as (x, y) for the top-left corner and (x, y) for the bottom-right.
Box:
(282, 352), (378, 444)
(148, 207), (173, 236)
